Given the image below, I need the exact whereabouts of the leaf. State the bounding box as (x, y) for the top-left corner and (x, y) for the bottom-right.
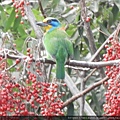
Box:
(77, 14), (83, 37)
(74, 37), (81, 47)
(67, 103), (74, 116)
(99, 22), (110, 36)
(51, 0), (60, 9)
(90, 1), (99, 13)
(108, 11), (113, 26)
(12, 16), (21, 31)
(4, 8), (15, 31)
(115, 0), (120, 10)
(14, 38), (25, 52)
(73, 46), (80, 60)
(66, 24), (76, 36)
(78, 26), (83, 38)
(83, 36), (89, 47)
(91, 91), (102, 115)
(0, 5), (4, 11)
(17, 25), (27, 39)
(41, 0), (50, 9)
(111, 3), (119, 23)
(0, 5), (7, 28)
(98, 32), (106, 43)
(32, 9), (44, 21)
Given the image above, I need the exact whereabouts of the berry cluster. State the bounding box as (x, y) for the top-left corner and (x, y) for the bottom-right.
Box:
(0, 55), (65, 116)
(0, 54), (65, 116)
(103, 37), (120, 116)
(0, 70), (64, 116)
(12, 0), (30, 24)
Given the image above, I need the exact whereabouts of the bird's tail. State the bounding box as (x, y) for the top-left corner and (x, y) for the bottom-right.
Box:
(56, 61), (65, 79)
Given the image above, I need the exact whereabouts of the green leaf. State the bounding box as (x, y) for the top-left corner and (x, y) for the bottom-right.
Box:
(32, 9), (44, 21)
(91, 91), (102, 115)
(66, 24), (76, 36)
(112, 3), (119, 23)
(73, 46), (80, 60)
(51, 0), (60, 8)
(99, 23), (110, 36)
(14, 38), (25, 52)
(0, 5), (4, 11)
(0, 5), (7, 28)
(17, 25), (27, 39)
(108, 11), (113, 26)
(12, 16), (21, 31)
(74, 37), (81, 47)
(90, 1), (99, 13)
(78, 25), (83, 38)
(98, 32), (106, 43)
(41, 0), (50, 9)
(7, 59), (13, 66)
(67, 103), (74, 116)
(83, 36), (89, 47)
(115, 0), (120, 10)
(4, 8), (15, 31)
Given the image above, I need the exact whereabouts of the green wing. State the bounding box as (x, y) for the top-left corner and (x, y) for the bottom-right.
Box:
(43, 29), (74, 60)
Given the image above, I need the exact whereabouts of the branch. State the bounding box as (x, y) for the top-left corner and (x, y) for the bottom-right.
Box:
(24, 1), (43, 49)
(38, 0), (46, 18)
(80, 0), (97, 56)
(68, 59), (120, 68)
(1, 50), (120, 69)
(89, 30), (115, 62)
(62, 76), (109, 108)
(64, 72), (97, 116)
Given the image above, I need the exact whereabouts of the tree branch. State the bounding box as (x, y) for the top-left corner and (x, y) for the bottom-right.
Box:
(62, 76), (109, 108)
(80, 0), (97, 56)
(24, 2), (43, 41)
(0, 50), (120, 69)
(64, 72), (97, 116)
(38, 0), (46, 18)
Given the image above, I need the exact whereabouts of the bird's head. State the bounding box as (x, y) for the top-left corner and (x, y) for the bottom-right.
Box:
(36, 17), (61, 32)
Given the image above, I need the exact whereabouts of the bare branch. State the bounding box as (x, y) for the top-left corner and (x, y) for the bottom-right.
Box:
(38, 0), (46, 18)
(62, 76), (109, 108)
(89, 30), (115, 62)
(64, 72), (97, 116)
(1, 50), (120, 69)
(80, 0), (97, 56)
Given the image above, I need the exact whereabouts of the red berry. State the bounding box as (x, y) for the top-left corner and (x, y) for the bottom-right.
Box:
(15, 14), (19, 18)
(85, 17), (90, 22)
(15, 59), (20, 64)
(27, 48), (30, 52)
(20, 21), (24, 24)
(26, 2), (30, 5)
(70, 6), (74, 9)
(15, 9), (18, 13)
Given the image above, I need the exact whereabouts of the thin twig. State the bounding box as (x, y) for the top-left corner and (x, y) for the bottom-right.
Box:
(80, 0), (97, 56)
(1, 51), (120, 69)
(62, 76), (109, 108)
(80, 0), (100, 114)
(89, 30), (115, 62)
(84, 68), (97, 82)
(38, 0), (46, 18)
(64, 72), (97, 116)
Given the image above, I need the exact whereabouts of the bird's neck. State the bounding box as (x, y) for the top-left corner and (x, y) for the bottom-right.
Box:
(47, 25), (61, 32)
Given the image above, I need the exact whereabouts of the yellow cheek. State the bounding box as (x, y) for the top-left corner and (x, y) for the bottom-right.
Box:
(44, 25), (52, 32)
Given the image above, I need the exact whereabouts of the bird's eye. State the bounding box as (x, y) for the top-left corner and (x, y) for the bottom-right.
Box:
(47, 20), (52, 23)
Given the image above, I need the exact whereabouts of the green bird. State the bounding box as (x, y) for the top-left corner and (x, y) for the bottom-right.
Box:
(37, 17), (74, 79)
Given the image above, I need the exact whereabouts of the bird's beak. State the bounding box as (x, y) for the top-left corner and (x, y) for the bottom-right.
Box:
(36, 22), (48, 27)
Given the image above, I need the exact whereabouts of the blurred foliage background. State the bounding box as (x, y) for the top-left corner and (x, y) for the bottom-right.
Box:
(0, 0), (120, 116)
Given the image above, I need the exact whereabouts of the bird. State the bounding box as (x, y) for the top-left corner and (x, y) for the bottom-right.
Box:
(36, 17), (74, 79)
